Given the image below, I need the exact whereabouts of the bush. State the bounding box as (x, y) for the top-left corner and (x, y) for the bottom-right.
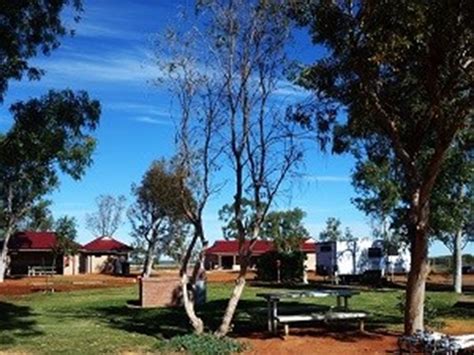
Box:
(255, 250), (306, 282)
(159, 333), (246, 355)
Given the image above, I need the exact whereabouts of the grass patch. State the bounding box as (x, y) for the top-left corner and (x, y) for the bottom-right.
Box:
(0, 282), (472, 353)
(159, 333), (246, 355)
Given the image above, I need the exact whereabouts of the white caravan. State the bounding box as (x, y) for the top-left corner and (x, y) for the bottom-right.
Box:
(316, 238), (410, 277)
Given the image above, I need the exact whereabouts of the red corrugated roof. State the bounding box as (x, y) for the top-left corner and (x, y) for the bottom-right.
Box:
(206, 239), (316, 255)
(8, 231), (82, 250)
(82, 236), (132, 253)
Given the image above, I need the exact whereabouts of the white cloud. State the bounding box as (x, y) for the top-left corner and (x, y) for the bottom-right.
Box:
(132, 116), (173, 126)
(30, 50), (162, 86)
(274, 81), (310, 98)
(303, 174), (351, 183)
(106, 102), (172, 117)
(74, 22), (140, 41)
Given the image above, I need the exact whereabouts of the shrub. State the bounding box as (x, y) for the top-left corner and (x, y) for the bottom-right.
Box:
(158, 333), (246, 355)
(255, 250), (306, 282)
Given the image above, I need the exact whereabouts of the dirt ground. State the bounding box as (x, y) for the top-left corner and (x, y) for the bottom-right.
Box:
(206, 269), (474, 289)
(240, 330), (399, 355)
(0, 274), (137, 296)
(1, 270), (473, 295)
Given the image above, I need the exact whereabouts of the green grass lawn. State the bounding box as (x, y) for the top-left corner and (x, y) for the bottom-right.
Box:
(0, 284), (472, 354)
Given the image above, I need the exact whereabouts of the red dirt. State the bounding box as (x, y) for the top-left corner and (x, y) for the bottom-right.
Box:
(240, 329), (399, 355)
(0, 274), (136, 296)
(205, 270), (474, 287)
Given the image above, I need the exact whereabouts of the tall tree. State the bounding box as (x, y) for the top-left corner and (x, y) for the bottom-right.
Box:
(0, 0), (83, 102)
(290, 0), (473, 333)
(161, 219), (193, 265)
(202, 0), (303, 336)
(260, 208), (309, 253)
(51, 215), (79, 271)
(155, 21), (224, 333)
(218, 199), (257, 240)
(154, 0), (303, 336)
(351, 134), (473, 293)
(128, 160), (191, 277)
(430, 137), (473, 293)
(17, 199), (55, 232)
(319, 217), (343, 242)
(220, 204), (310, 252)
(86, 195), (126, 237)
(0, 90), (100, 282)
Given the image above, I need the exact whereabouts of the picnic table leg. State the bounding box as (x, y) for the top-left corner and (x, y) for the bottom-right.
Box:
(344, 296), (349, 309)
(267, 300), (272, 332)
(337, 296), (342, 308)
(271, 300), (278, 334)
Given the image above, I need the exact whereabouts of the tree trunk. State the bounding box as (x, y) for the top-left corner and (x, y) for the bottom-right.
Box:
(215, 258), (248, 337)
(181, 273), (204, 334)
(453, 229), (463, 294)
(142, 241), (156, 278)
(0, 225), (15, 283)
(180, 226), (205, 334)
(404, 227), (429, 334)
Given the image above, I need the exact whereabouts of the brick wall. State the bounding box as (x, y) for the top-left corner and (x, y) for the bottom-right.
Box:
(139, 276), (182, 308)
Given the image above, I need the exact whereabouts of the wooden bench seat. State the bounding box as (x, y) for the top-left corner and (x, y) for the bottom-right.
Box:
(276, 311), (368, 336)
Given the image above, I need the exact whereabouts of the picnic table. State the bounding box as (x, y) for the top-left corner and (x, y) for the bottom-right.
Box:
(28, 266), (56, 276)
(257, 289), (365, 335)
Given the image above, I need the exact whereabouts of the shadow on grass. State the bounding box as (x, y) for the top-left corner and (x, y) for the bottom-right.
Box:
(439, 299), (474, 320)
(0, 301), (43, 346)
(79, 305), (191, 339)
(76, 296), (401, 343)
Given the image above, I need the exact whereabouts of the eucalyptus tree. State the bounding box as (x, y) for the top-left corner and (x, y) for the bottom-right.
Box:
(17, 200), (55, 232)
(154, 0), (303, 336)
(318, 217), (343, 242)
(220, 204), (310, 253)
(0, 0), (83, 102)
(51, 216), (79, 270)
(128, 160), (192, 278)
(86, 195), (127, 237)
(197, 0), (303, 336)
(290, 0), (473, 333)
(351, 133), (473, 293)
(430, 137), (473, 293)
(154, 24), (224, 333)
(0, 90), (100, 282)
(260, 208), (310, 253)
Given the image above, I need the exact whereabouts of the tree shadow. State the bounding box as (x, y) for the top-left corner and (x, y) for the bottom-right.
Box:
(75, 295), (399, 344)
(438, 298), (474, 320)
(75, 304), (191, 340)
(0, 301), (43, 346)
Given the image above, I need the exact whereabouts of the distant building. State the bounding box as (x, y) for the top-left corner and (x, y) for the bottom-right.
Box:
(3, 232), (132, 277)
(5, 231), (82, 276)
(81, 236), (133, 274)
(205, 239), (316, 271)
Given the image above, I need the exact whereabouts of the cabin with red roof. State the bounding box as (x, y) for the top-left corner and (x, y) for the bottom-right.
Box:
(5, 231), (82, 276)
(205, 239), (316, 271)
(80, 236), (133, 274)
(3, 232), (133, 277)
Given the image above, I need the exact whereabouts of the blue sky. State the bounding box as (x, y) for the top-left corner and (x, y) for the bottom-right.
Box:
(0, 0), (470, 257)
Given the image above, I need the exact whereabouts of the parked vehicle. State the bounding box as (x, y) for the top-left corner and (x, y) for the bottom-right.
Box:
(316, 238), (410, 279)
